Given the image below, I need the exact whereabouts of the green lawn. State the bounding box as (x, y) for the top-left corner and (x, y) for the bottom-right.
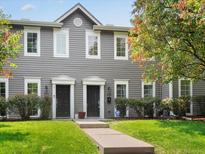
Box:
(111, 120), (205, 154)
(0, 121), (98, 154)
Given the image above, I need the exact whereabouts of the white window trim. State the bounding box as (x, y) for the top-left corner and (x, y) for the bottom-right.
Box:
(141, 81), (156, 98)
(0, 78), (9, 100)
(114, 32), (128, 60)
(24, 26), (41, 57)
(178, 79), (193, 115)
(85, 30), (101, 59)
(24, 77), (41, 117)
(114, 79), (129, 117)
(53, 28), (69, 58)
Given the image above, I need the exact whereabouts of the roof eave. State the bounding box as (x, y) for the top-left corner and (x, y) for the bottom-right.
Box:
(93, 25), (131, 32)
(9, 20), (63, 28)
(55, 3), (102, 25)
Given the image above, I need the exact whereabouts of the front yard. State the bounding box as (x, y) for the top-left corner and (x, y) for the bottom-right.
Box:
(111, 120), (205, 154)
(0, 121), (98, 154)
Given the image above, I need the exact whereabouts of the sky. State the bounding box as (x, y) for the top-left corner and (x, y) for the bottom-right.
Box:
(0, 0), (135, 26)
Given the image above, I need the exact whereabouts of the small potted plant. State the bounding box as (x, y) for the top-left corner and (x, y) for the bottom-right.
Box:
(78, 112), (86, 119)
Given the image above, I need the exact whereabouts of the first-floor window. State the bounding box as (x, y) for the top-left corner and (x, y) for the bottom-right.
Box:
(142, 81), (155, 98)
(179, 79), (192, 113)
(114, 80), (129, 98)
(114, 80), (129, 117)
(116, 85), (126, 98)
(180, 80), (191, 96)
(25, 78), (41, 117)
(0, 82), (6, 98)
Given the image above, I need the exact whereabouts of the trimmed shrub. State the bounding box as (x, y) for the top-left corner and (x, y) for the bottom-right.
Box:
(8, 94), (41, 120)
(128, 99), (144, 117)
(115, 98), (128, 117)
(143, 97), (161, 117)
(39, 95), (51, 119)
(0, 97), (7, 117)
(172, 96), (190, 117)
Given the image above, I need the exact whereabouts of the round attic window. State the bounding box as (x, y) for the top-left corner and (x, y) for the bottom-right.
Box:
(73, 18), (83, 27)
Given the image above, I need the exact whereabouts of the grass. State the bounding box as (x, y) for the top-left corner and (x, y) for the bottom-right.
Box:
(111, 120), (205, 154)
(0, 120), (98, 154)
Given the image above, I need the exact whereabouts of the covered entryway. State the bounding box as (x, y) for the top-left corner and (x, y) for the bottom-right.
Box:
(82, 76), (106, 119)
(52, 75), (75, 119)
(87, 85), (100, 117)
(56, 85), (70, 118)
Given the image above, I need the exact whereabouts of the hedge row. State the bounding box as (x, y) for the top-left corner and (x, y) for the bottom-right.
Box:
(0, 94), (51, 120)
(115, 96), (192, 118)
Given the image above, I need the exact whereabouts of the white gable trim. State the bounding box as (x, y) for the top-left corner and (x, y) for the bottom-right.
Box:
(55, 4), (102, 25)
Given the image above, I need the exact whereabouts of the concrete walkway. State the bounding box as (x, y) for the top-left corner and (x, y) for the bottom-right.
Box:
(75, 120), (154, 154)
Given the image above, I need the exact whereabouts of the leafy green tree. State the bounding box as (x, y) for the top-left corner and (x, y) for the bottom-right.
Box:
(0, 9), (22, 77)
(129, 0), (205, 83)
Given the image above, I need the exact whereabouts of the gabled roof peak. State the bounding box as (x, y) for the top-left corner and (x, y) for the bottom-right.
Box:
(55, 3), (102, 25)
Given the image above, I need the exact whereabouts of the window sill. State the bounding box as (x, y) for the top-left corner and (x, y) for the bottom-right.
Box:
(114, 56), (128, 60)
(53, 55), (69, 58)
(86, 55), (101, 59)
(24, 53), (40, 57)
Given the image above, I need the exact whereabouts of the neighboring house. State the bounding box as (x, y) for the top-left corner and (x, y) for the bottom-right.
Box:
(1, 3), (204, 119)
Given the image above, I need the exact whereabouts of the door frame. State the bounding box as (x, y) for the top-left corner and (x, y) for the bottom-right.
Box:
(52, 76), (75, 119)
(82, 76), (105, 119)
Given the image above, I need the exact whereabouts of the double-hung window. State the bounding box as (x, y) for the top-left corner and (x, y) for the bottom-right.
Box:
(24, 27), (40, 56)
(0, 78), (8, 99)
(53, 28), (69, 57)
(142, 81), (156, 98)
(179, 79), (193, 114)
(24, 78), (41, 117)
(114, 32), (128, 60)
(86, 30), (101, 59)
(114, 80), (129, 99)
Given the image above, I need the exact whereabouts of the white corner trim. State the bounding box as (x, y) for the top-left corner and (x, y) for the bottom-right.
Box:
(85, 30), (101, 59)
(114, 79), (129, 99)
(24, 26), (41, 57)
(114, 32), (128, 60)
(55, 4), (101, 25)
(0, 78), (9, 100)
(53, 28), (69, 58)
(141, 80), (156, 98)
(169, 82), (173, 98)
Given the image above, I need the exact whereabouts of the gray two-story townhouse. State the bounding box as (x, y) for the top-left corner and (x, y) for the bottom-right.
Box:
(2, 3), (205, 119)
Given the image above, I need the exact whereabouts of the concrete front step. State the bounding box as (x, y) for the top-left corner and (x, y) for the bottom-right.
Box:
(83, 128), (154, 154)
(75, 120), (109, 128)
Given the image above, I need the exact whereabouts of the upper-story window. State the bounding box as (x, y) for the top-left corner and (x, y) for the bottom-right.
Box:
(53, 28), (69, 58)
(142, 81), (156, 98)
(86, 30), (101, 59)
(114, 32), (128, 60)
(24, 27), (40, 56)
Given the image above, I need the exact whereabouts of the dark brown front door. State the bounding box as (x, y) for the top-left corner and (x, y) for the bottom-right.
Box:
(56, 85), (70, 118)
(87, 85), (100, 117)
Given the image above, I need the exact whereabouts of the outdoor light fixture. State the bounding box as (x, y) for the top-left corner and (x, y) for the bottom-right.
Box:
(44, 85), (48, 95)
(107, 86), (111, 104)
